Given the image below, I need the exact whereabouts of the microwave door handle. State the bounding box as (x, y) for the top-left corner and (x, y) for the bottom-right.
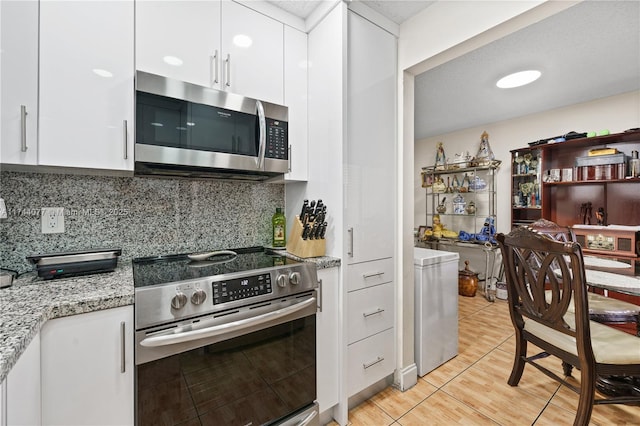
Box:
(139, 296), (316, 347)
(256, 100), (266, 169)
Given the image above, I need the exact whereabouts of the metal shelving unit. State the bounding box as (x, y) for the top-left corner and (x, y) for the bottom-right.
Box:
(420, 163), (500, 301)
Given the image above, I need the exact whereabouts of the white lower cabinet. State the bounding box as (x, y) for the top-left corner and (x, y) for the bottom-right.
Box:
(316, 267), (340, 413)
(346, 259), (395, 397)
(346, 282), (394, 344)
(41, 306), (134, 426)
(5, 333), (40, 426)
(346, 328), (395, 396)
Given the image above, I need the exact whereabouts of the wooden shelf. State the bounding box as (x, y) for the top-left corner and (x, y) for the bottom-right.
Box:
(511, 128), (640, 230)
(533, 129), (640, 152)
(545, 177), (640, 186)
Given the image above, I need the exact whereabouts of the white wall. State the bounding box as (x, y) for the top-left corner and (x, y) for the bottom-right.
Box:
(414, 90), (640, 233)
(395, 0), (573, 382)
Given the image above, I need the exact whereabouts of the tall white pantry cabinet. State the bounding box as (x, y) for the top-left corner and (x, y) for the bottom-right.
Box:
(292, 3), (397, 424)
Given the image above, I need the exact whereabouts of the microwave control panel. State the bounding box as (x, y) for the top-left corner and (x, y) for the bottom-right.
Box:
(265, 119), (288, 160)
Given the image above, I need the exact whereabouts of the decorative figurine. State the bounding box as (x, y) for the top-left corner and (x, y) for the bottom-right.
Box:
(475, 131), (495, 165)
(596, 207), (606, 226)
(432, 177), (446, 193)
(436, 197), (447, 214)
(580, 202), (593, 225)
(435, 142), (446, 170)
(475, 217), (496, 244)
(465, 201), (476, 215)
(453, 193), (466, 214)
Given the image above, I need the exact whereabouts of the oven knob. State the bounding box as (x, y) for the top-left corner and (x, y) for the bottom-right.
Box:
(276, 274), (288, 288)
(289, 272), (301, 285)
(171, 292), (188, 310)
(191, 288), (207, 305)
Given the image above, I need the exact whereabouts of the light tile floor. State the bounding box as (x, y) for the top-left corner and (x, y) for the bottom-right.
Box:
(330, 294), (640, 425)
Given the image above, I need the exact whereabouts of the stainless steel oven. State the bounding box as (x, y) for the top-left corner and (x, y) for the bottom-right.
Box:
(133, 248), (319, 426)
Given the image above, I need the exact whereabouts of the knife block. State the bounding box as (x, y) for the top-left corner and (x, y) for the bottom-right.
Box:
(287, 216), (326, 258)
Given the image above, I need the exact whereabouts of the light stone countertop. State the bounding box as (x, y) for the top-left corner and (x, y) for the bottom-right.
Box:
(0, 251), (340, 383)
(0, 265), (134, 383)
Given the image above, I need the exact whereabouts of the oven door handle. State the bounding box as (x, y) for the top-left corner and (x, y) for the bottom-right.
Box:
(140, 297), (316, 347)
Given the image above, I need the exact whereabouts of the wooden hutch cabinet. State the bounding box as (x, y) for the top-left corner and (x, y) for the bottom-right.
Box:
(511, 129), (640, 279)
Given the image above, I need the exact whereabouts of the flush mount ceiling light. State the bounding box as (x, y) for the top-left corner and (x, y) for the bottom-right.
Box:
(92, 68), (113, 78)
(496, 70), (541, 88)
(163, 55), (183, 66)
(233, 34), (253, 48)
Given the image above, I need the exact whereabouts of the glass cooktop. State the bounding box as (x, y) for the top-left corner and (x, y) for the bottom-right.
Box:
(132, 247), (299, 288)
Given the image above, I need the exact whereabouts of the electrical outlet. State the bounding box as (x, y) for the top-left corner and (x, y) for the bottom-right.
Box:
(41, 207), (65, 234)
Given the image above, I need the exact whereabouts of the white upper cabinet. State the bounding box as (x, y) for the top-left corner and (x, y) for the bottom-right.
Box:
(345, 12), (396, 264)
(221, 1), (284, 104)
(39, 0), (134, 171)
(284, 26), (308, 181)
(1, 0), (39, 165)
(136, 1), (284, 105)
(136, 0), (221, 88)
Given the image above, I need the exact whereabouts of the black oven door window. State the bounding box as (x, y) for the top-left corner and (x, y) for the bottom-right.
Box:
(136, 315), (316, 426)
(136, 92), (258, 156)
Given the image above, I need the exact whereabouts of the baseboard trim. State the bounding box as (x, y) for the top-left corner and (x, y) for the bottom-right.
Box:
(397, 363), (418, 391)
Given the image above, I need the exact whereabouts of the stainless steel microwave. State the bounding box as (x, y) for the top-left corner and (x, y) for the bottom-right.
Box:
(134, 71), (288, 180)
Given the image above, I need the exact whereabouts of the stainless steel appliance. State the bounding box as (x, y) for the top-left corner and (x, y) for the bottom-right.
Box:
(133, 247), (319, 426)
(135, 71), (289, 180)
(26, 248), (122, 279)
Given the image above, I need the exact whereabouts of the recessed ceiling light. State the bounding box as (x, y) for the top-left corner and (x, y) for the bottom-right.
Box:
(150, 122), (163, 127)
(92, 68), (113, 78)
(233, 34), (253, 48)
(496, 70), (541, 89)
(163, 56), (183, 66)
(186, 122), (196, 126)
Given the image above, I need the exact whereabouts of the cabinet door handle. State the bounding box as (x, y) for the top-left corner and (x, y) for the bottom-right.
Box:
(362, 271), (384, 279)
(210, 50), (219, 86)
(363, 356), (384, 370)
(348, 227), (354, 257)
(20, 105), (28, 152)
(224, 53), (231, 87)
(123, 120), (128, 160)
(363, 308), (384, 318)
(120, 321), (126, 373)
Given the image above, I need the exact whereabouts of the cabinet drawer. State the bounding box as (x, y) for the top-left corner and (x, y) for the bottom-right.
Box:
(347, 328), (395, 397)
(347, 258), (394, 292)
(347, 282), (394, 344)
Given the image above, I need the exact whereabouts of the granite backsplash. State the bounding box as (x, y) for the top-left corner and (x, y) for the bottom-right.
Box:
(0, 171), (284, 273)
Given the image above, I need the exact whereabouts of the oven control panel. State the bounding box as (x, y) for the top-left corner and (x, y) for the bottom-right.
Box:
(212, 273), (272, 305)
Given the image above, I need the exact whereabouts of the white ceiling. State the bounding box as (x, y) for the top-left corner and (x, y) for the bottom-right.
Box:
(266, 0), (435, 24)
(266, 1), (640, 141)
(414, 0), (640, 139)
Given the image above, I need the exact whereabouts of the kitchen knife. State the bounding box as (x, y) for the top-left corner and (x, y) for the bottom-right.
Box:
(313, 221), (323, 239)
(302, 224), (311, 240)
(319, 222), (328, 239)
(299, 200), (308, 220)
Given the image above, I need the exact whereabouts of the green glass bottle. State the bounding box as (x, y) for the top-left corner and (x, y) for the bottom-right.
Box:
(272, 208), (286, 248)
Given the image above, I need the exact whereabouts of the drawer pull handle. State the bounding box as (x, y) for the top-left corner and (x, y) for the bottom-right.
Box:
(363, 356), (384, 370)
(363, 308), (384, 318)
(363, 271), (384, 279)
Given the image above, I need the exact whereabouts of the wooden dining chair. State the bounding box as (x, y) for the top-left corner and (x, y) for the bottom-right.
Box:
(497, 226), (640, 425)
(529, 218), (640, 337)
